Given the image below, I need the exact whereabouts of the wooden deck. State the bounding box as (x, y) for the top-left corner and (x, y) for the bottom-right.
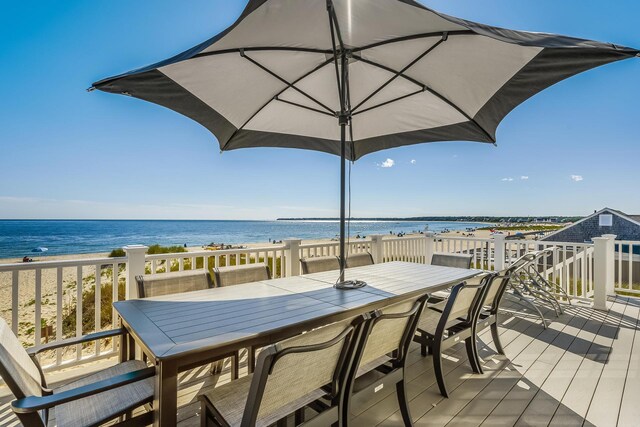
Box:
(1, 294), (638, 426)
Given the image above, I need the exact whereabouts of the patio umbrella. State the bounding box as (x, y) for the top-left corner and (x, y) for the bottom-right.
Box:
(91, 0), (638, 285)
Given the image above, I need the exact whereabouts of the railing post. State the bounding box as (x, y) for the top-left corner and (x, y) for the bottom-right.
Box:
(284, 239), (302, 276)
(593, 234), (617, 311)
(493, 234), (507, 271)
(369, 235), (384, 264)
(424, 232), (436, 264)
(123, 245), (148, 299)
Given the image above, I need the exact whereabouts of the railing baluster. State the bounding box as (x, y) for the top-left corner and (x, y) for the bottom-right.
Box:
(95, 264), (101, 356)
(35, 268), (42, 348)
(56, 267), (63, 365)
(11, 271), (18, 335)
(76, 265), (83, 360)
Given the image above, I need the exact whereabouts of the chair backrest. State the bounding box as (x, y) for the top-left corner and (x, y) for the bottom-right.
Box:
(357, 295), (427, 370)
(346, 253), (374, 269)
(136, 270), (213, 298)
(431, 253), (473, 269)
(439, 278), (490, 326)
(478, 273), (509, 313)
(0, 318), (45, 402)
(213, 263), (271, 287)
(243, 316), (363, 426)
(300, 256), (340, 274)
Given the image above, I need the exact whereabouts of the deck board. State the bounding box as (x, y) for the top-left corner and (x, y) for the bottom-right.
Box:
(0, 295), (638, 427)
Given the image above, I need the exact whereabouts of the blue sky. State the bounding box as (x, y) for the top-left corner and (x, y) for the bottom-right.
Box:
(0, 0), (638, 220)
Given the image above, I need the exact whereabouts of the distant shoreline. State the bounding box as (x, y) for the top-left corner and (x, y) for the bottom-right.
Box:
(277, 216), (579, 222)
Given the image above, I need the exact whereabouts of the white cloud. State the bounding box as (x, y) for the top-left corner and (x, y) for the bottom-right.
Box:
(571, 175), (584, 182)
(520, 176), (529, 180)
(379, 158), (395, 168)
(501, 177), (514, 182)
(410, 159), (416, 165)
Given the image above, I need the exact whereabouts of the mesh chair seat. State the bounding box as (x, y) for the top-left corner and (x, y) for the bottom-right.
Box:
(200, 318), (358, 426)
(55, 360), (154, 427)
(416, 306), (446, 333)
(431, 253), (473, 269)
(346, 253), (374, 268)
(136, 270), (213, 298)
(300, 256), (340, 274)
(214, 263), (271, 287)
(201, 373), (326, 427)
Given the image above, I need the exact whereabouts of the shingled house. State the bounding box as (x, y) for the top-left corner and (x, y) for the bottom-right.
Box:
(542, 207), (640, 243)
(543, 208), (640, 285)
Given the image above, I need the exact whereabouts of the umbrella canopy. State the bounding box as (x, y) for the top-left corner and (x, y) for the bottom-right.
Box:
(92, 0), (637, 283)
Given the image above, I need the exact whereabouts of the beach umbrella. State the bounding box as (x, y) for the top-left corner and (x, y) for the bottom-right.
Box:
(91, 0), (638, 286)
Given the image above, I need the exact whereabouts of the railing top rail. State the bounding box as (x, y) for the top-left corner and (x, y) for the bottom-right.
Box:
(0, 256), (126, 272)
(614, 240), (640, 245)
(382, 236), (424, 243)
(506, 239), (594, 247)
(144, 245), (286, 260)
(434, 236), (492, 243)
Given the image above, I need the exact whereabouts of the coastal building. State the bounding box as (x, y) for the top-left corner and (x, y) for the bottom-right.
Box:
(542, 207), (640, 243)
(543, 208), (640, 284)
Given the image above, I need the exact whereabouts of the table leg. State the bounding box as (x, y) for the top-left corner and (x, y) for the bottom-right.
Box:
(154, 360), (178, 427)
(119, 332), (135, 363)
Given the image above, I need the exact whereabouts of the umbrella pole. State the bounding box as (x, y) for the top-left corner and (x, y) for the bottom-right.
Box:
(339, 117), (346, 283)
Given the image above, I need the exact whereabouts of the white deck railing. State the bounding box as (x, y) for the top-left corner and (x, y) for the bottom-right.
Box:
(0, 233), (636, 372)
(614, 240), (640, 296)
(146, 246), (287, 278)
(0, 256), (127, 372)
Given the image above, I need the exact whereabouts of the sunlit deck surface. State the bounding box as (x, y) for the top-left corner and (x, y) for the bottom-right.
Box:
(1, 295), (638, 427)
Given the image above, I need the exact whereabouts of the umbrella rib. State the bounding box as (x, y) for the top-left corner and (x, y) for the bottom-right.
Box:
(193, 46), (333, 59)
(351, 54), (495, 142)
(351, 35), (446, 113)
(240, 51), (335, 115)
(274, 98), (336, 117)
(352, 88), (426, 116)
(352, 30), (473, 53)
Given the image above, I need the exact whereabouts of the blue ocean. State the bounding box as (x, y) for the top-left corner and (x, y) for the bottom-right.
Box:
(0, 220), (489, 259)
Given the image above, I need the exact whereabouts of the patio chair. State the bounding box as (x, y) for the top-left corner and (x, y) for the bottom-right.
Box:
(0, 318), (155, 427)
(136, 269), (213, 298)
(213, 263), (272, 376)
(199, 315), (367, 427)
(506, 250), (562, 327)
(213, 263), (271, 287)
(431, 252), (473, 269)
(343, 294), (429, 425)
(427, 253), (474, 302)
(414, 276), (494, 397)
(137, 269), (239, 378)
(473, 272), (512, 362)
(300, 256), (340, 274)
(346, 252), (375, 268)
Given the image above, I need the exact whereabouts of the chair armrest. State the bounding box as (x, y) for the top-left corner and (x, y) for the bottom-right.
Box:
(11, 366), (155, 414)
(27, 328), (126, 356)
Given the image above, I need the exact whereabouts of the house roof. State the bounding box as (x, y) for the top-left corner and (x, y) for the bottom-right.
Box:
(543, 207), (640, 241)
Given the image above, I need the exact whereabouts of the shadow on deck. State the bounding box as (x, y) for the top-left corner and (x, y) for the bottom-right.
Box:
(0, 294), (638, 426)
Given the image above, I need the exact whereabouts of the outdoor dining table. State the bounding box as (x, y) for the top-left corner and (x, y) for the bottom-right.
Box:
(113, 261), (482, 426)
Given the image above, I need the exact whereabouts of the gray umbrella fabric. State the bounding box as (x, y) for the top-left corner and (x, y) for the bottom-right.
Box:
(93, 0), (637, 282)
(93, 0), (638, 160)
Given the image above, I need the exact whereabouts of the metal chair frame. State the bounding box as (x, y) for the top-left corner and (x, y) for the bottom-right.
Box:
(343, 294), (430, 426)
(3, 327), (154, 427)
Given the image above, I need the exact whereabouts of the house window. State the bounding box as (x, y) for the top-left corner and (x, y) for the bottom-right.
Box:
(599, 214), (613, 227)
